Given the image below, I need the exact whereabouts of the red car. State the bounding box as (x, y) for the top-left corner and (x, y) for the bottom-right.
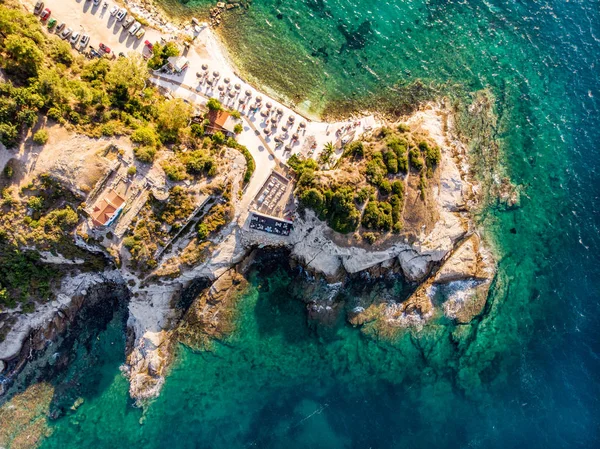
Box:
(144, 40), (153, 50)
(40, 8), (51, 21)
(99, 43), (111, 54)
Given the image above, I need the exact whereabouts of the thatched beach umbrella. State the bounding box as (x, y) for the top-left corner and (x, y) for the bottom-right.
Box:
(196, 72), (202, 78)
(224, 77), (230, 84)
(234, 83), (241, 90)
(218, 84), (225, 91)
(201, 63), (208, 70)
(266, 102), (272, 109)
(288, 115), (295, 123)
(263, 128), (271, 135)
(292, 133), (299, 140)
(228, 91), (235, 98)
(213, 70), (220, 78)
(270, 117), (277, 124)
(255, 96), (262, 103)
(206, 79), (213, 86)
(260, 109), (268, 117)
(238, 98), (245, 104)
(276, 108), (283, 115)
(245, 90), (252, 97)
(299, 122), (307, 129)
(282, 125), (288, 132)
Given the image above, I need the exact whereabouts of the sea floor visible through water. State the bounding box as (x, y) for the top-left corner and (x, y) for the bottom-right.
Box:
(7, 0), (600, 447)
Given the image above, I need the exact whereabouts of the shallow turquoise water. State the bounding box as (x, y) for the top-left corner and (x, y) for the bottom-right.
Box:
(37, 0), (600, 447)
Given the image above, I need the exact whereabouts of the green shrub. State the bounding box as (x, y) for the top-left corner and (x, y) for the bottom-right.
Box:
(47, 108), (63, 122)
(131, 126), (159, 147)
(363, 232), (377, 244)
(212, 131), (225, 145)
(391, 180), (405, 196)
(230, 110), (241, 119)
(300, 188), (324, 212)
(397, 123), (410, 133)
(383, 150), (398, 174)
(409, 148), (424, 171)
(27, 196), (44, 211)
(134, 146), (157, 163)
(3, 165), (14, 179)
(345, 141), (364, 158)
(365, 158), (386, 186)
(362, 201), (393, 231)
(207, 98), (222, 111)
(163, 162), (187, 181)
(378, 180), (392, 195)
(127, 166), (137, 176)
(355, 187), (370, 204)
(233, 123), (243, 134)
(190, 123), (204, 138)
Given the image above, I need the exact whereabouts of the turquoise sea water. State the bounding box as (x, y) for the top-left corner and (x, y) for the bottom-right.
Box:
(35, 0), (600, 447)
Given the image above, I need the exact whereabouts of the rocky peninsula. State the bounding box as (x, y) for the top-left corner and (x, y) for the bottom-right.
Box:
(0, 0), (508, 412)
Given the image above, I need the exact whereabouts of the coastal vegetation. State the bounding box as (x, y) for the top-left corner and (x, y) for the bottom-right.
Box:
(290, 124), (441, 240)
(0, 174), (105, 313)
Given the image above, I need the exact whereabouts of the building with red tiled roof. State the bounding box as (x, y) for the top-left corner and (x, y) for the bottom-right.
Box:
(206, 109), (237, 136)
(91, 190), (126, 227)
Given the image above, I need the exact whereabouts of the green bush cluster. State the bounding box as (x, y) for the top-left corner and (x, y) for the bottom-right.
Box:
(147, 41), (180, 71)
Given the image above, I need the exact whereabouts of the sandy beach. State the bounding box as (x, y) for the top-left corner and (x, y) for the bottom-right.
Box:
(20, 0), (380, 175)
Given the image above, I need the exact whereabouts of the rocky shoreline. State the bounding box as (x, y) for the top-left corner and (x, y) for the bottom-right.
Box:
(0, 101), (501, 407)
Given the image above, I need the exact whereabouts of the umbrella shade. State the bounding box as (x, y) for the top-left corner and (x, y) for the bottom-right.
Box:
(201, 63), (208, 70)
(224, 77), (230, 83)
(288, 116), (295, 122)
(218, 85), (224, 91)
(292, 133), (299, 140)
(234, 83), (241, 90)
(263, 129), (271, 135)
(299, 122), (307, 128)
(266, 102), (272, 109)
(213, 71), (220, 77)
(245, 90), (252, 96)
(255, 96), (263, 103)
(228, 91), (235, 97)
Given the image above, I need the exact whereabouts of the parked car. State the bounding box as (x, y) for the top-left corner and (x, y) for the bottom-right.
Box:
(61, 27), (73, 39)
(47, 18), (57, 29)
(56, 22), (65, 33)
(33, 1), (44, 14)
(40, 8), (51, 21)
(89, 48), (101, 59)
(116, 8), (127, 21)
(129, 21), (141, 35)
(109, 5), (118, 16)
(99, 43), (111, 54)
(93, 0), (101, 5)
(70, 31), (81, 45)
(136, 28), (146, 39)
(122, 16), (134, 29)
(79, 34), (90, 50)
(144, 40), (153, 50)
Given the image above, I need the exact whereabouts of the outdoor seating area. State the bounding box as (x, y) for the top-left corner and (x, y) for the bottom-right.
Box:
(249, 213), (293, 236)
(252, 171), (294, 220)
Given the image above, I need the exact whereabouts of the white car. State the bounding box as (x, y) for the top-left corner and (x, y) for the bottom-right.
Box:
(129, 21), (141, 35)
(79, 34), (90, 50)
(70, 31), (80, 45)
(61, 27), (72, 39)
(116, 8), (127, 21)
(109, 5), (118, 16)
